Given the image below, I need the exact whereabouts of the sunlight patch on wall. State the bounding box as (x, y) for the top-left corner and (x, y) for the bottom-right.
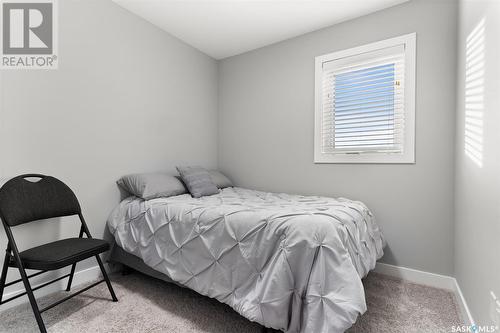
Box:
(464, 18), (485, 168)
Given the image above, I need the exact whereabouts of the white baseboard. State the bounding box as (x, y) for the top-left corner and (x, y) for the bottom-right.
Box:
(0, 265), (102, 310)
(374, 262), (474, 325)
(452, 278), (476, 327)
(374, 262), (455, 290)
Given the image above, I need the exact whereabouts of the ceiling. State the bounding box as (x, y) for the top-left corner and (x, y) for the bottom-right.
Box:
(113, 0), (409, 60)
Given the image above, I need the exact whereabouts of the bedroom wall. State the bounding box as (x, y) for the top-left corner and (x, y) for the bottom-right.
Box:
(0, 0), (218, 289)
(218, 0), (458, 275)
(454, 0), (500, 326)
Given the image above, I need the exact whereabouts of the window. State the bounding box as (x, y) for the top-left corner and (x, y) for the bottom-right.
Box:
(314, 33), (416, 163)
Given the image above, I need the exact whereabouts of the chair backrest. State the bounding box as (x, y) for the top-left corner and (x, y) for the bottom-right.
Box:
(0, 174), (81, 227)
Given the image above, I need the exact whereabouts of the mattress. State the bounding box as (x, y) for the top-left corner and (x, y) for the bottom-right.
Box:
(107, 187), (385, 333)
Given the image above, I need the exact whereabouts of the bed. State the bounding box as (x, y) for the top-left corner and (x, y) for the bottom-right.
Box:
(107, 187), (385, 333)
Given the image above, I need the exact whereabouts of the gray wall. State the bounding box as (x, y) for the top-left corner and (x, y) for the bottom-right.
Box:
(218, 0), (458, 275)
(0, 0), (218, 289)
(455, 0), (500, 326)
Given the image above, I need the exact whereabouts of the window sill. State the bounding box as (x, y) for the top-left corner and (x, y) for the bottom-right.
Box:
(314, 152), (415, 164)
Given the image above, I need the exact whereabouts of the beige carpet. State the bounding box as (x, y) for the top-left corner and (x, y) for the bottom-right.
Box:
(0, 271), (463, 333)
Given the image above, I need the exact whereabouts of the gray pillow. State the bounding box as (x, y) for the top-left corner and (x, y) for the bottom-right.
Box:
(117, 173), (187, 200)
(176, 166), (219, 198)
(209, 170), (233, 189)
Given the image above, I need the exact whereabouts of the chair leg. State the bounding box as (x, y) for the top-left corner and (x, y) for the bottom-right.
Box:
(65, 263), (77, 292)
(16, 266), (47, 333)
(0, 250), (10, 302)
(95, 255), (117, 302)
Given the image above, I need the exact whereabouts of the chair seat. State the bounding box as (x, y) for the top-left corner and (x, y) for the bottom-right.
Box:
(11, 238), (110, 271)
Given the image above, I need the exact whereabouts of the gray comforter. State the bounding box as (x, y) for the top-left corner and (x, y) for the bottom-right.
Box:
(107, 187), (385, 333)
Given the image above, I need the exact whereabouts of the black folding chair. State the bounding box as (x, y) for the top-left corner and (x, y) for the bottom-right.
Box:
(0, 174), (117, 333)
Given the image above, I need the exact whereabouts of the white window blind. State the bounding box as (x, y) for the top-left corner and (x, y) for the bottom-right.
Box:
(321, 45), (405, 154)
(314, 33), (416, 163)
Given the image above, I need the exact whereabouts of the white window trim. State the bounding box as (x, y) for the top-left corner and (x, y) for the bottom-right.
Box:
(314, 33), (416, 164)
